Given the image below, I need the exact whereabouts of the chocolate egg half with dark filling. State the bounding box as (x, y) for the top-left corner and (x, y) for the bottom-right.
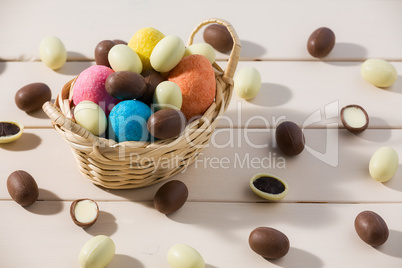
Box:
(250, 173), (288, 201)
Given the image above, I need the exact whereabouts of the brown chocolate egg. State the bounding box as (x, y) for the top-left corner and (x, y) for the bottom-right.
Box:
(15, 83), (51, 113)
(355, 210), (389, 247)
(154, 180), (188, 215)
(275, 121), (305, 156)
(340, 104), (369, 134)
(203, 24), (233, 53)
(70, 199), (100, 228)
(147, 109), (186, 140)
(307, 27), (336, 58)
(94, 40), (116, 67)
(138, 69), (165, 106)
(112, 39), (127, 45)
(7, 170), (39, 207)
(249, 227), (290, 259)
(105, 71), (146, 100)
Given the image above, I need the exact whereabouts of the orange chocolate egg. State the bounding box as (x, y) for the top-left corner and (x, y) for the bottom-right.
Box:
(168, 55), (216, 121)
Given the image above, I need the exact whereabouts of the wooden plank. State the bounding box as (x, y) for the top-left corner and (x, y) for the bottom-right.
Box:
(1, 0), (401, 61)
(1, 128), (402, 203)
(222, 61), (402, 129)
(0, 62), (92, 127)
(1, 201), (402, 267)
(1, 61), (401, 128)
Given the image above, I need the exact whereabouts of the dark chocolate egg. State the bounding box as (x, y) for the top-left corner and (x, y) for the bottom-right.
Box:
(94, 40), (116, 67)
(138, 70), (165, 106)
(7, 170), (39, 207)
(154, 180), (188, 215)
(307, 27), (336, 58)
(355, 211), (389, 247)
(15, 83), (51, 113)
(105, 71), (146, 100)
(147, 109), (186, 139)
(249, 227), (290, 259)
(203, 24), (233, 53)
(275, 121), (305, 156)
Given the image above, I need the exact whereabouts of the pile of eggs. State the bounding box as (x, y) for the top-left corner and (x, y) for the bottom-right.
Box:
(72, 26), (222, 143)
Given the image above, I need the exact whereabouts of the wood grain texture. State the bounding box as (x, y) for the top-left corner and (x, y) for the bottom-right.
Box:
(1, 201), (402, 267)
(1, 61), (401, 128)
(0, 0), (401, 61)
(1, 0), (402, 267)
(1, 128), (402, 203)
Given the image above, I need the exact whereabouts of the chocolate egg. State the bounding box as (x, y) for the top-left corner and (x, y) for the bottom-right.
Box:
(15, 82), (51, 112)
(138, 70), (165, 106)
(249, 227), (290, 259)
(94, 40), (116, 67)
(203, 24), (233, 53)
(0, 121), (23, 143)
(275, 121), (305, 156)
(74, 101), (107, 136)
(39, 36), (67, 70)
(168, 55), (216, 120)
(150, 35), (185, 73)
(184, 43), (216, 64)
(148, 109), (186, 140)
(355, 211), (389, 247)
(361, 59), (397, 88)
(7, 170), (39, 207)
(154, 180), (188, 215)
(79, 235), (115, 268)
(105, 71), (146, 100)
(112, 39), (127, 45)
(234, 67), (262, 100)
(340, 105), (369, 134)
(250, 173), (288, 201)
(70, 199), (99, 228)
(369, 146), (399, 182)
(153, 81), (183, 110)
(168, 244), (205, 268)
(108, 44), (142, 74)
(307, 27), (336, 58)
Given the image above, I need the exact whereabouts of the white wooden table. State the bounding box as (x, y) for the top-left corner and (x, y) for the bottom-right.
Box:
(1, 0), (402, 267)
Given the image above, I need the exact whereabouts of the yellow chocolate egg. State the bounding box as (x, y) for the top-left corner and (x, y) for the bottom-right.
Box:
(128, 27), (165, 71)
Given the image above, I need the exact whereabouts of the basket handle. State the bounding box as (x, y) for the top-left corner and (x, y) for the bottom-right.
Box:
(42, 101), (99, 144)
(187, 18), (241, 83)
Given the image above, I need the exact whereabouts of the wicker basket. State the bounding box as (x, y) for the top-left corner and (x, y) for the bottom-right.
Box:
(42, 18), (241, 189)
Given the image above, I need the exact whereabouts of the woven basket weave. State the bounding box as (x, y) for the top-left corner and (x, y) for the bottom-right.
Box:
(42, 18), (241, 189)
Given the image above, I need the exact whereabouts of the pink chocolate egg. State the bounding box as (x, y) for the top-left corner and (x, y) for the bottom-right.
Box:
(73, 65), (120, 115)
(168, 55), (216, 120)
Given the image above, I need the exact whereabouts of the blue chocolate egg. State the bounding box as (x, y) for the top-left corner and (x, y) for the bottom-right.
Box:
(108, 100), (152, 142)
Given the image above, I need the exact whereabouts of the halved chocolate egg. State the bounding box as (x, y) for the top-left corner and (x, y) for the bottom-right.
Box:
(340, 104), (369, 134)
(0, 121), (23, 143)
(250, 173), (288, 201)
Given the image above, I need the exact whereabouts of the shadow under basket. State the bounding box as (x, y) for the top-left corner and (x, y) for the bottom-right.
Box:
(42, 18), (241, 189)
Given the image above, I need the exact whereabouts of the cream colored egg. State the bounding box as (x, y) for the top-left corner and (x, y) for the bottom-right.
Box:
(79, 235), (115, 268)
(361, 59), (397, 88)
(108, 44), (142, 73)
(74, 101), (107, 136)
(153, 81), (182, 110)
(369, 146), (399, 182)
(39, 36), (67, 70)
(234, 67), (262, 100)
(150, 35), (185, 73)
(184, 43), (216, 64)
(167, 244), (205, 268)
